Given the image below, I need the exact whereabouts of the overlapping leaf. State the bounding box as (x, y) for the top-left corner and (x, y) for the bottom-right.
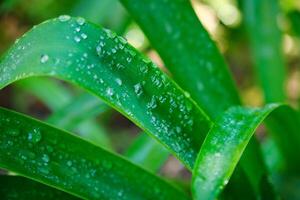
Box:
(0, 107), (189, 199)
(0, 17), (211, 169)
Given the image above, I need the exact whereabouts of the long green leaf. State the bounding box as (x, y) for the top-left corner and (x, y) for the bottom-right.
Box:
(192, 104), (282, 200)
(119, 0), (271, 196)
(0, 175), (79, 199)
(120, 0), (240, 119)
(0, 17), (211, 169)
(16, 78), (112, 149)
(0, 107), (189, 200)
(242, 0), (286, 102)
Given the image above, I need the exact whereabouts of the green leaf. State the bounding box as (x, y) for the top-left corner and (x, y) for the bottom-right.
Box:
(0, 107), (189, 200)
(119, 0), (270, 196)
(16, 78), (113, 149)
(242, 0), (286, 102)
(192, 104), (282, 200)
(120, 0), (240, 119)
(125, 133), (169, 172)
(0, 175), (79, 199)
(0, 17), (211, 169)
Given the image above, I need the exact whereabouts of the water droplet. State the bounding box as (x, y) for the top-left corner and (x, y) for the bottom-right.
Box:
(42, 154), (50, 163)
(74, 36), (81, 43)
(76, 17), (85, 26)
(118, 36), (127, 44)
(104, 29), (116, 39)
(58, 15), (71, 22)
(134, 83), (143, 97)
(106, 88), (114, 96)
(67, 160), (72, 167)
(28, 129), (42, 143)
(115, 78), (122, 86)
(40, 54), (49, 63)
(81, 33), (87, 39)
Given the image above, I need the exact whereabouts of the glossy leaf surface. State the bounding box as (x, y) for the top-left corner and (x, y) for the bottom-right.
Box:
(0, 107), (189, 200)
(0, 17), (211, 168)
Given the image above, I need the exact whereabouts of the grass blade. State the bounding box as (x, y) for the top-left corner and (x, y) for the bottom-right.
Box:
(119, 0), (273, 196)
(192, 104), (282, 200)
(0, 107), (189, 200)
(120, 0), (240, 119)
(0, 175), (79, 199)
(242, 0), (286, 102)
(0, 17), (212, 169)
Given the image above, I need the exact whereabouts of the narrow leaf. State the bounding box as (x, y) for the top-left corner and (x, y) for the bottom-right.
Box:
(0, 17), (211, 168)
(192, 104), (282, 200)
(0, 107), (189, 200)
(120, 0), (240, 119)
(242, 0), (286, 102)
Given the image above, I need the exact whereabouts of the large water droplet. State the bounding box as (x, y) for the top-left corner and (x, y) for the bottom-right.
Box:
(28, 129), (42, 143)
(58, 15), (71, 22)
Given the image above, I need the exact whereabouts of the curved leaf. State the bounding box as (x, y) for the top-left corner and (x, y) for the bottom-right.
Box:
(0, 17), (211, 169)
(120, 0), (240, 119)
(118, 0), (272, 196)
(242, 0), (286, 102)
(192, 104), (283, 200)
(0, 175), (79, 199)
(0, 107), (189, 200)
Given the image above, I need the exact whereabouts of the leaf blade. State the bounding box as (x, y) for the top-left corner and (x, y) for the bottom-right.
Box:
(192, 104), (282, 200)
(0, 17), (212, 169)
(0, 107), (189, 200)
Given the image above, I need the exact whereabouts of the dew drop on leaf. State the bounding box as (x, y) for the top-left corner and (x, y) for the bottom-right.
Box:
(42, 154), (50, 163)
(115, 78), (122, 86)
(40, 54), (49, 63)
(58, 15), (71, 22)
(76, 17), (85, 26)
(27, 129), (42, 143)
(74, 36), (81, 43)
(81, 33), (87, 39)
(134, 83), (143, 97)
